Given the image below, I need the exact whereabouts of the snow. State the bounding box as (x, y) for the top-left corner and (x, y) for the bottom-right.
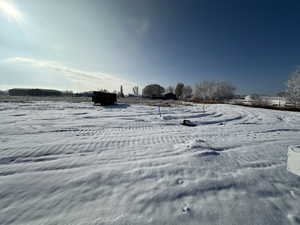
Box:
(0, 101), (300, 225)
(287, 146), (300, 177)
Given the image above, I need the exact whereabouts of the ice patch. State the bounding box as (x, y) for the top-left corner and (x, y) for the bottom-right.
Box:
(287, 145), (300, 176)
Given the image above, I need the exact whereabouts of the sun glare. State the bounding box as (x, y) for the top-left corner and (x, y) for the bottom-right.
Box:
(0, 0), (23, 23)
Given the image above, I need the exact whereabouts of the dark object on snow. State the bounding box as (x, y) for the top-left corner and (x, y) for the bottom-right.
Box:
(92, 91), (117, 106)
(164, 93), (177, 100)
(181, 120), (197, 127)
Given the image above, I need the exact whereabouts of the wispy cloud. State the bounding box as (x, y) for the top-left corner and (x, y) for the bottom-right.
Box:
(4, 57), (137, 93)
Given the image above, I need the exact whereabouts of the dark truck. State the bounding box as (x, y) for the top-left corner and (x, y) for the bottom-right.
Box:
(92, 91), (117, 106)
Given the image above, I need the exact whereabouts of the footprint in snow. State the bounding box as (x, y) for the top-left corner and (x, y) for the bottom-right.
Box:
(182, 205), (191, 214)
(176, 178), (184, 185)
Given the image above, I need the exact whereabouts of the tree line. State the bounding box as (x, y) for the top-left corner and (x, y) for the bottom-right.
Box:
(286, 68), (300, 106)
(142, 80), (236, 101)
(8, 88), (63, 97)
(140, 68), (300, 105)
(1, 68), (300, 105)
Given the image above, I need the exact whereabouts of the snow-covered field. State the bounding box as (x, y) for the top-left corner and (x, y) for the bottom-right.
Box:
(1, 101), (300, 225)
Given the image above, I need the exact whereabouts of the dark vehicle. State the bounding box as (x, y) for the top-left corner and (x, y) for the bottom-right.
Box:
(92, 91), (117, 106)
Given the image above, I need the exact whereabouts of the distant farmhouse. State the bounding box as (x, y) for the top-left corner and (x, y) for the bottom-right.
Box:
(261, 96), (287, 106)
(244, 95), (287, 106)
(8, 88), (62, 97)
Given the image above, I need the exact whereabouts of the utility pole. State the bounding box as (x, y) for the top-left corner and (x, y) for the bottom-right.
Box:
(120, 85), (124, 98)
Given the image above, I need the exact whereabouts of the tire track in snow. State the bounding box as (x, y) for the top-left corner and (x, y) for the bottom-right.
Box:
(1, 102), (300, 225)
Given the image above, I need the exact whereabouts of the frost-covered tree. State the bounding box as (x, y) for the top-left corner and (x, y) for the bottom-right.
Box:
(194, 81), (214, 100)
(175, 83), (184, 99)
(286, 69), (300, 106)
(249, 94), (266, 105)
(119, 85), (125, 98)
(132, 86), (139, 96)
(166, 86), (174, 94)
(182, 85), (193, 99)
(194, 80), (235, 101)
(277, 91), (287, 97)
(142, 84), (165, 98)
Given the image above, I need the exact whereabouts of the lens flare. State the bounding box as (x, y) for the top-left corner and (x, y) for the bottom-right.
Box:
(0, 0), (23, 23)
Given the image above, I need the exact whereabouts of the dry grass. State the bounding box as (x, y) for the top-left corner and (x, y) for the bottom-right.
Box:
(0, 96), (192, 107)
(235, 103), (300, 112)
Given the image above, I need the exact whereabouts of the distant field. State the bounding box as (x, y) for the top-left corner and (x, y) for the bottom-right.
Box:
(0, 95), (191, 107)
(0, 96), (299, 112)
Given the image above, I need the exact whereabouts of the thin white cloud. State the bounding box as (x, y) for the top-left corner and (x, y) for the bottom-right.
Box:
(4, 57), (137, 93)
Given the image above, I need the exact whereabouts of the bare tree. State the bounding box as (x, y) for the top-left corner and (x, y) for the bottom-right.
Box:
(277, 91), (287, 97)
(133, 86), (139, 96)
(142, 84), (165, 98)
(182, 85), (193, 99)
(213, 81), (236, 100)
(194, 80), (235, 101)
(166, 86), (174, 94)
(287, 68), (300, 106)
(194, 81), (214, 100)
(62, 90), (73, 97)
(175, 83), (184, 99)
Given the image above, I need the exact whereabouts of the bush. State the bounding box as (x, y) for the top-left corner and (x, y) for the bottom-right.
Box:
(142, 84), (165, 98)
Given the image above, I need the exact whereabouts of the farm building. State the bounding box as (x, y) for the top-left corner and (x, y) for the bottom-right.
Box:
(244, 95), (287, 106)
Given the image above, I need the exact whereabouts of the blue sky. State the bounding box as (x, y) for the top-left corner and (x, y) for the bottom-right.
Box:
(1, 0), (300, 94)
